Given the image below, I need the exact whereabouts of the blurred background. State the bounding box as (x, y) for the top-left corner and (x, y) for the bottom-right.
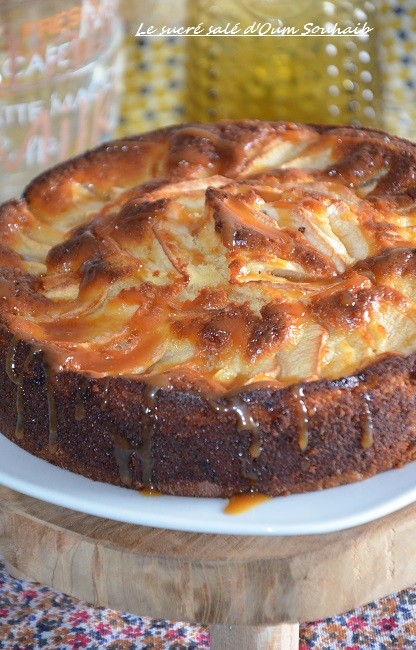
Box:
(0, 0), (415, 202)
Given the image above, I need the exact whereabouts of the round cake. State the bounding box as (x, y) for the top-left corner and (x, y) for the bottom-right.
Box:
(1, 120), (416, 497)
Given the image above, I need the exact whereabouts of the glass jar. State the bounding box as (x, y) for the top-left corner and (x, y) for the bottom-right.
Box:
(0, 0), (123, 203)
(186, 0), (383, 128)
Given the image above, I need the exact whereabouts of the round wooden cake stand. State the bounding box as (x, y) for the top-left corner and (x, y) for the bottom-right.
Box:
(1, 485), (416, 649)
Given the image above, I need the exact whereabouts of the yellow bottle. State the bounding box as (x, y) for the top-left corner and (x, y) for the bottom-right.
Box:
(186, 0), (382, 128)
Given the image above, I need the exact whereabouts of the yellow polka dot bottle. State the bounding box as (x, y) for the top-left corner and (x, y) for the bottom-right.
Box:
(118, 0), (186, 136)
(186, 0), (383, 128)
(379, 1), (416, 140)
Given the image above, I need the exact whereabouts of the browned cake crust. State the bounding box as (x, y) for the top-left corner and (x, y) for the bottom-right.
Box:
(1, 120), (416, 497)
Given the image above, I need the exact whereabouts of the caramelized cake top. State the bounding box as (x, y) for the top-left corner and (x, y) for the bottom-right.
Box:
(1, 121), (416, 391)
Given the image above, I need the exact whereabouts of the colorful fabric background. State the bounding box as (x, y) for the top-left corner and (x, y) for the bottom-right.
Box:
(1, 559), (416, 649)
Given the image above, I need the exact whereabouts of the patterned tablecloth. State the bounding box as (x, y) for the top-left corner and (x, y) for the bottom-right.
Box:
(1, 559), (416, 649)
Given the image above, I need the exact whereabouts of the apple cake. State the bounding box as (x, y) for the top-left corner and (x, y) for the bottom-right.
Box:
(1, 120), (416, 498)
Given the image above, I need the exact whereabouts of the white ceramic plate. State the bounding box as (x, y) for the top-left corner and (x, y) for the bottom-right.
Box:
(1, 433), (415, 536)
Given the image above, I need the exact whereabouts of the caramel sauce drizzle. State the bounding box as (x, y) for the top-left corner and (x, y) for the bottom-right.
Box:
(248, 434), (262, 460)
(6, 336), (42, 440)
(100, 377), (111, 411)
(210, 394), (262, 481)
(210, 396), (256, 430)
(290, 385), (310, 452)
(140, 487), (162, 497)
(224, 492), (272, 515)
(137, 384), (161, 487)
(5, 335), (22, 385)
(112, 434), (134, 486)
(6, 336), (57, 452)
(141, 488), (269, 515)
(360, 389), (375, 449)
(42, 359), (58, 454)
(74, 377), (90, 421)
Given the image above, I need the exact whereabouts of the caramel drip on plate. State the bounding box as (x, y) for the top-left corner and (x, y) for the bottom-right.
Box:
(290, 385), (309, 451)
(140, 487), (162, 497)
(224, 493), (272, 515)
(360, 390), (374, 449)
(75, 377), (90, 421)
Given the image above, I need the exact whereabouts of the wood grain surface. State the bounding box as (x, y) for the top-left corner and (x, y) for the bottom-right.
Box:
(1, 485), (416, 627)
(210, 623), (300, 649)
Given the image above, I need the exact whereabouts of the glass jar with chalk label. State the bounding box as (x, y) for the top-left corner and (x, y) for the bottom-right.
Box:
(0, 0), (123, 202)
(186, 0), (383, 129)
